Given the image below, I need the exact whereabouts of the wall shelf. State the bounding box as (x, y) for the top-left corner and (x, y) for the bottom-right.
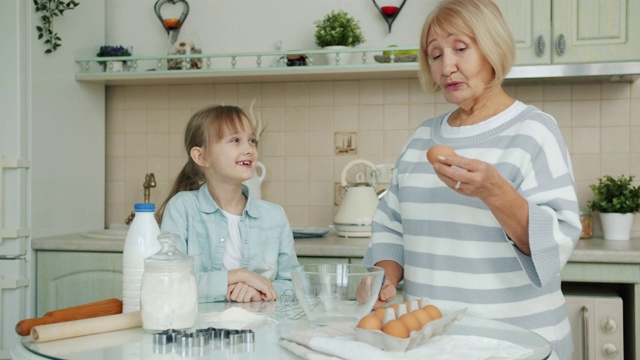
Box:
(75, 47), (421, 85)
(74, 47), (640, 86)
(75, 63), (421, 85)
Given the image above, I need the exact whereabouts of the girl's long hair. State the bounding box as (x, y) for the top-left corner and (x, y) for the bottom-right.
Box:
(156, 105), (253, 223)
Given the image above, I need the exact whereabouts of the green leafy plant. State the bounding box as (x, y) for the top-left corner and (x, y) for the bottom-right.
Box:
(34, 0), (80, 54)
(587, 175), (640, 213)
(96, 45), (131, 58)
(314, 10), (365, 48)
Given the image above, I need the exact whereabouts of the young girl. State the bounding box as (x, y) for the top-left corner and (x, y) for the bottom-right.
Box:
(157, 105), (299, 303)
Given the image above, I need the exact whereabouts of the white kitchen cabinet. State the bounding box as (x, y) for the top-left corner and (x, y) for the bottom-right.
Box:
(553, 0), (640, 64)
(497, 0), (640, 65)
(36, 251), (122, 317)
(496, 0), (551, 66)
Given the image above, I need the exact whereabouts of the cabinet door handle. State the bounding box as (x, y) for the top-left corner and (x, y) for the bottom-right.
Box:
(580, 305), (589, 360)
(535, 35), (545, 56)
(556, 34), (566, 56)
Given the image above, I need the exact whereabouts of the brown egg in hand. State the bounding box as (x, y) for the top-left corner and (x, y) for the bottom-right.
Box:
(426, 145), (457, 164)
(357, 314), (383, 330)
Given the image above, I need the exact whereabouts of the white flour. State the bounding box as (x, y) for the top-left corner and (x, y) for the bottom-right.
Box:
(199, 307), (266, 329)
(140, 271), (198, 331)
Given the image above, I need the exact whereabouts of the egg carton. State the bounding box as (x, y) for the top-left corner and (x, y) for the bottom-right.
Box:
(354, 307), (467, 352)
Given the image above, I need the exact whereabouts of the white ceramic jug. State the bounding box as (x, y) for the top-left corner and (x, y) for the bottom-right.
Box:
(243, 161), (266, 199)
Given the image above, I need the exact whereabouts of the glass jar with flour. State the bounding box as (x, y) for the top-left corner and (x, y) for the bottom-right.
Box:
(140, 232), (198, 332)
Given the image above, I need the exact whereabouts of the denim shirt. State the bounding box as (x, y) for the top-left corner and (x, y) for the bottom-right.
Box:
(160, 184), (299, 302)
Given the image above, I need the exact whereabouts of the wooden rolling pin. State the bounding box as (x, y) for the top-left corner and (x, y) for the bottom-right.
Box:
(31, 311), (141, 343)
(15, 298), (123, 336)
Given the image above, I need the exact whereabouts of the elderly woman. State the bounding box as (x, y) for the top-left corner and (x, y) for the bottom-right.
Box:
(363, 0), (581, 358)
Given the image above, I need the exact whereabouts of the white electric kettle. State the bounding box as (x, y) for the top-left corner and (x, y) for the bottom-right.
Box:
(334, 159), (381, 237)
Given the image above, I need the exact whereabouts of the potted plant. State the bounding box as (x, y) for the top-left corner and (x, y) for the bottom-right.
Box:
(96, 45), (132, 72)
(587, 174), (640, 240)
(314, 10), (365, 65)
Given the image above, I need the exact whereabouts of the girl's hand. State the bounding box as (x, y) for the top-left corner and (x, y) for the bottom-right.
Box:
(226, 283), (263, 302)
(229, 269), (277, 301)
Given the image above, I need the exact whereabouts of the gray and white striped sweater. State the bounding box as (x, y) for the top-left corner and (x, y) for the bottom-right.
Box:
(364, 105), (581, 359)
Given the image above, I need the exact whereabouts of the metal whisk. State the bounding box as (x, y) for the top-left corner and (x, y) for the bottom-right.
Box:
(277, 289), (321, 320)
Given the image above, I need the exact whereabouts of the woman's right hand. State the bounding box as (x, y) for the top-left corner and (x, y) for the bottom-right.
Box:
(373, 279), (397, 309)
(228, 269), (277, 301)
(372, 260), (402, 309)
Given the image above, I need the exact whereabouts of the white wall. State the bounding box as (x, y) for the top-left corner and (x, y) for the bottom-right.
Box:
(105, 0), (433, 57)
(29, 1), (107, 237)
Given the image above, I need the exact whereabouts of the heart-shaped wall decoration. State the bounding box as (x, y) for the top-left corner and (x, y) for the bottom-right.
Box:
(371, 0), (407, 33)
(154, 0), (190, 43)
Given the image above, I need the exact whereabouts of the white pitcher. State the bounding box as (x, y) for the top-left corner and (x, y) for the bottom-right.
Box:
(243, 161), (266, 199)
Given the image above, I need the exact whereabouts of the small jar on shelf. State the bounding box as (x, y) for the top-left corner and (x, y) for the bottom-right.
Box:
(579, 210), (593, 239)
(166, 29), (202, 70)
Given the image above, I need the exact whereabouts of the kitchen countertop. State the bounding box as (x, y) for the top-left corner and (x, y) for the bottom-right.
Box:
(12, 301), (551, 360)
(32, 232), (640, 264)
(31, 232), (640, 360)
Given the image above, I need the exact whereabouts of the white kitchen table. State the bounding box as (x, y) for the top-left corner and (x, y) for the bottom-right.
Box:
(12, 301), (551, 360)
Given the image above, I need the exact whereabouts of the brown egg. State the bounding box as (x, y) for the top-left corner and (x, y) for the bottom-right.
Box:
(422, 304), (442, 320)
(357, 314), (382, 330)
(411, 309), (432, 326)
(426, 145), (457, 164)
(398, 313), (422, 333)
(372, 308), (387, 322)
(382, 319), (409, 338)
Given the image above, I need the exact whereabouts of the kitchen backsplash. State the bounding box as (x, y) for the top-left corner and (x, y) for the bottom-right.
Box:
(106, 79), (640, 236)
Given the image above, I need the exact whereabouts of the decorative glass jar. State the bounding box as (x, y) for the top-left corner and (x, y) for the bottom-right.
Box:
(140, 232), (198, 332)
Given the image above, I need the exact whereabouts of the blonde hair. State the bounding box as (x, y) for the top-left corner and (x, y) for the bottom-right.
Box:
(157, 105), (254, 222)
(418, 0), (515, 93)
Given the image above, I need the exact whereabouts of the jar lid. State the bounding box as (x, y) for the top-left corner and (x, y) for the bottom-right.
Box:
(145, 232), (192, 264)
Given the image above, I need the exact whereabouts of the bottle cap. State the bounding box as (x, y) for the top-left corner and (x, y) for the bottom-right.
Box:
(134, 203), (156, 212)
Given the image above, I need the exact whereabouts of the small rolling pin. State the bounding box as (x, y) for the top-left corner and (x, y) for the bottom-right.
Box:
(15, 298), (123, 336)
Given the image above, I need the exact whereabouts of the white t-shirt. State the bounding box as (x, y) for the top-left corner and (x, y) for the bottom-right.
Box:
(222, 210), (243, 270)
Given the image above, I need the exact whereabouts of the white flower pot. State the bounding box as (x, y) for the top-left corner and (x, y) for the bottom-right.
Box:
(323, 46), (353, 65)
(105, 61), (124, 72)
(599, 212), (634, 240)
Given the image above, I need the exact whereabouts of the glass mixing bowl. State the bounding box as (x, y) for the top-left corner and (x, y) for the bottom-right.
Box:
(291, 263), (385, 325)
